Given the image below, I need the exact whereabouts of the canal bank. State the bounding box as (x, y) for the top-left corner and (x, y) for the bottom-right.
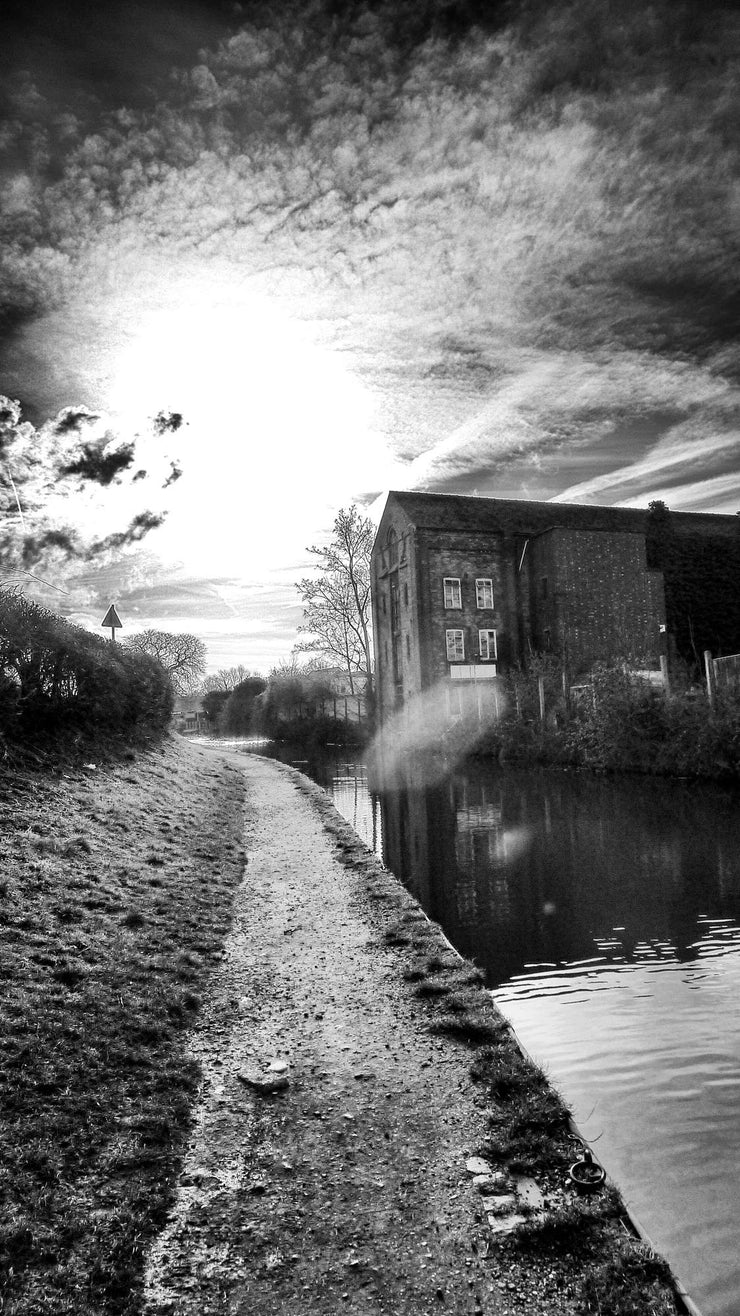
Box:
(145, 743), (684, 1316)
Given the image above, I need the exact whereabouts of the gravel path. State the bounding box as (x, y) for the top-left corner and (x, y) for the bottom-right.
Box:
(139, 749), (641, 1316)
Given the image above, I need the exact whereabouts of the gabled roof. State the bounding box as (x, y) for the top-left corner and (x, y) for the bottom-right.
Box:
(377, 490), (740, 542)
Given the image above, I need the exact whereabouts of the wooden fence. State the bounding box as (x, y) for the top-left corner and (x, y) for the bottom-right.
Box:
(711, 653), (740, 695)
(287, 693), (368, 724)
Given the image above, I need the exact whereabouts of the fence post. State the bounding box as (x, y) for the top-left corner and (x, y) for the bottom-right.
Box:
(660, 654), (671, 696)
(561, 667), (571, 714)
(704, 650), (715, 707)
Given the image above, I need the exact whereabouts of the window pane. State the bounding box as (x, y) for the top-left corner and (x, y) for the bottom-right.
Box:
(446, 629), (465, 661)
(443, 578), (461, 608)
(476, 578), (494, 609)
(479, 629), (497, 660)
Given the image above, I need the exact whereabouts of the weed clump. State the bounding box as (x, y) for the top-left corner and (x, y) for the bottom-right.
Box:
(430, 1012), (504, 1046)
(580, 1239), (679, 1315)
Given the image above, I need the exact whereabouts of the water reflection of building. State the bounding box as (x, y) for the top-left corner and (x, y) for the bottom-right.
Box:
(372, 748), (740, 986)
(375, 749), (523, 980)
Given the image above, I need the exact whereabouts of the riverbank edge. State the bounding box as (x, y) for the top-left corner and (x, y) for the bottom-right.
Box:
(277, 757), (693, 1316)
(470, 745), (740, 787)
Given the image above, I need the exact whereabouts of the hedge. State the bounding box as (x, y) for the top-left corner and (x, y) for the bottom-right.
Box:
(0, 590), (172, 742)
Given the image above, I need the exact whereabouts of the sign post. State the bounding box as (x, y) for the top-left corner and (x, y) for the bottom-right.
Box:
(101, 604), (123, 643)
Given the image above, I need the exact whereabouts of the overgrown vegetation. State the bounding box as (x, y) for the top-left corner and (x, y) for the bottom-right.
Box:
(0, 737), (245, 1315)
(464, 658), (740, 779)
(0, 591), (172, 755)
(251, 662), (371, 748)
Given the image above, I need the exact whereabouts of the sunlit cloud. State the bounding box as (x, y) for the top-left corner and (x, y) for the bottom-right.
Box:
(2, 1), (740, 666)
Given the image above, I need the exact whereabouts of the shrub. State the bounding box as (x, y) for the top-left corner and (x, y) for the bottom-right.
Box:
(476, 659), (740, 780)
(0, 590), (172, 743)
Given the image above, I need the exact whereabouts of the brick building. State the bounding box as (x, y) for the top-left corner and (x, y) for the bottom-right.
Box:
(371, 491), (740, 722)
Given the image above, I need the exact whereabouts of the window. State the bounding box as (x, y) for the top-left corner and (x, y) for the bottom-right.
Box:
(475, 578), (494, 609)
(478, 629), (498, 661)
(541, 576), (548, 600)
(403, 583), (408, 606)
(446, 629), (465, 662)
(382, 595), (386, 615)
(406, 635), (411, 659)
(443, 577), (462, 608)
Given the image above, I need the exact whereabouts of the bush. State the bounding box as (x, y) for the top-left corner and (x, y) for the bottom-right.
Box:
(0, 590), (172, 743)
(483, 660), (740, 780)
(568, 665), (670, 772)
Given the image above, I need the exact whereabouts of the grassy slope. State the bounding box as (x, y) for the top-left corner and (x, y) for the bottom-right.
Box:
(0, 735), (246, 1316)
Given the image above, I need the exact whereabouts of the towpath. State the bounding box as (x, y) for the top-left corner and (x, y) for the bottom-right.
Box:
(142, 748), (675, 1316)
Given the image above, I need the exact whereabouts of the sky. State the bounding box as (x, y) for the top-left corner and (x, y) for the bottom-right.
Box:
(1, 0), (739, 673)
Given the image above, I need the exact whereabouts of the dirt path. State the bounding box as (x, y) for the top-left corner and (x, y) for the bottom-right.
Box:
(142, 747), (679, 1316)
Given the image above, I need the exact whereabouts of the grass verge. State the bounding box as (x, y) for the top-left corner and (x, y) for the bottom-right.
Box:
(0, 734), (246, 1316)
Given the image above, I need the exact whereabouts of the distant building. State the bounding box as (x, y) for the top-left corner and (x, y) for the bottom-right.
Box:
(371, 491), (740, 722)
(172, 692), (209, 733)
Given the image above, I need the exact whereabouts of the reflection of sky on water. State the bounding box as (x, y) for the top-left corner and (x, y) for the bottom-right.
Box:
(496, 948), (740, 1316)
(508, 916), (740, 1002)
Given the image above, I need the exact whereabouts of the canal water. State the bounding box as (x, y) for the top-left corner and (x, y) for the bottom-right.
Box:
(206, 736), (740, 1316)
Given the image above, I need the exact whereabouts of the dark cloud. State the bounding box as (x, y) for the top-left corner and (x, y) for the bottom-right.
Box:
(153, 410), (184, 435)
(162, 462), (183, 488)
(60, 439), (136, 485)
(20, 525), (79, 567)
(53, 406), (100, 434)
(90, 510), (167, 556)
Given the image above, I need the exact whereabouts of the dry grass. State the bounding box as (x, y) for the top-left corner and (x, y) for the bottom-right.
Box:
(0, 734), (246, 1316)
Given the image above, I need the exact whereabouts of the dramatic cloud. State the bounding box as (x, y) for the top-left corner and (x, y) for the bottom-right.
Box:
(0, 395), (184, 585)
(1, 0), (739, 666)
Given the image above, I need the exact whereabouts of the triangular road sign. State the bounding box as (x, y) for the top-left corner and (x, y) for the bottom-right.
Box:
(101, 604), (123, 629)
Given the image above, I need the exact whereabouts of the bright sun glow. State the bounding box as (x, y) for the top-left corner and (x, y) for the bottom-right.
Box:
(106, 283), (392, 574)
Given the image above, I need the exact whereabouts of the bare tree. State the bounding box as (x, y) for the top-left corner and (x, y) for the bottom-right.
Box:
(201, 664), (255, 693)
(295, 505), (374, 695)
(123, 629), (206, 695)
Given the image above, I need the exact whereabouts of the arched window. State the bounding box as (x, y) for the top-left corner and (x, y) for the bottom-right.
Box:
(386, 526), (398, 568)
